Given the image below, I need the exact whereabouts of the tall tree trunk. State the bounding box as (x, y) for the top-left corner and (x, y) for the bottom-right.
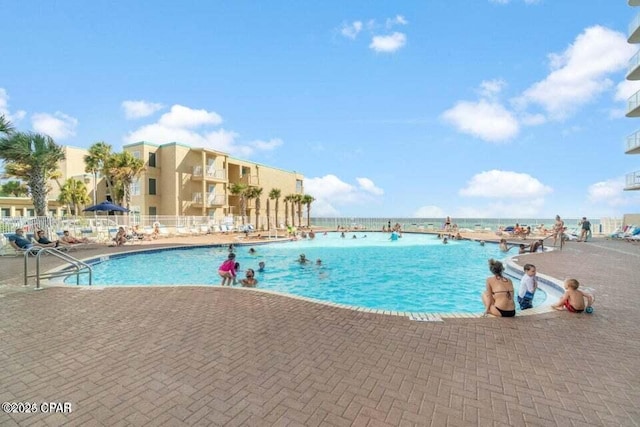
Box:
(266, 198), (270, 230)
(275, 199), (279, 228)
(29, 168), (48, 216)
(255, 197), (261, 231)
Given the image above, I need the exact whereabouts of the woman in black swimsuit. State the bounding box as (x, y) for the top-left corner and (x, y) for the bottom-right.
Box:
(481, 259), (516, 317)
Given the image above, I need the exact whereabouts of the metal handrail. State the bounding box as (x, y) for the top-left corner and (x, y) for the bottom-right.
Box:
(23, 248), (93, 289)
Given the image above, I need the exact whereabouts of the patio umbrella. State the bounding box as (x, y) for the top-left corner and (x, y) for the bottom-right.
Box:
(83, 201), (129, 212)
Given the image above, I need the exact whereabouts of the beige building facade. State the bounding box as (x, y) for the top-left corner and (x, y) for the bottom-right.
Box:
(1, 142), (303, 225)
(123, 141), (304, 224)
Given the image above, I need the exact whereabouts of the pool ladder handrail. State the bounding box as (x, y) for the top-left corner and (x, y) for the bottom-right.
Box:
(23, 248), (93, 289)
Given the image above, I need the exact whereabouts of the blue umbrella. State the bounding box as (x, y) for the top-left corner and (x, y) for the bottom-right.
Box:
(83, 201), (129, 212)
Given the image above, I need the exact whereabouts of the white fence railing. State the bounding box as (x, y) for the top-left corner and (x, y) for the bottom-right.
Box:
(1, 215), (625, 237)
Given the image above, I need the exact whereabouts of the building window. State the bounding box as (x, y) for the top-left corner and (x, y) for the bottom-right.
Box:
(131, 179), (141, 196)
(148, 206), (157, 216)
(148, 178), (156, 195)
(242, 166), (251, 176)
(1, 208), (10, 217)
(296, 179), (303, 193)
(148, 152), (156, 168)
(132, 151), (141, 159)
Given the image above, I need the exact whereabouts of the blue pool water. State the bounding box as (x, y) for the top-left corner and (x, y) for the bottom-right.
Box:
(67, 232), (547, 314)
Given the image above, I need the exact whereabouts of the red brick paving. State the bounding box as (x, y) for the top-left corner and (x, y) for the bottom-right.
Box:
(0, 238), (639, 426)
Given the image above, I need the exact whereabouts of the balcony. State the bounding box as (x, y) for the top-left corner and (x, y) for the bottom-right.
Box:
(192, 192), (226, 207)
(630, 14), (640, 43)
(626, 90), (640, 117)
(625, 170), (640, 190)
(240, 174), (260, 186)
(626, 130), (640, 154)
(192, 166), (226, 181)
(628, 50), (640, 80)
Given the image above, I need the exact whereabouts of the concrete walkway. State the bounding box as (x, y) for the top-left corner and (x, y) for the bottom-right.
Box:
(0, 236), (639, 426)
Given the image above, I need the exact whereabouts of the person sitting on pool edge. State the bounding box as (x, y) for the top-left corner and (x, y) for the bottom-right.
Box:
(482, 259), (516, 317)
(552, 278), (594, 313)
(240, 268), (258, 287)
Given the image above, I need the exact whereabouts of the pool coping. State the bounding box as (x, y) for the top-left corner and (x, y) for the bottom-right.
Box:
(41, 240), (564, 320)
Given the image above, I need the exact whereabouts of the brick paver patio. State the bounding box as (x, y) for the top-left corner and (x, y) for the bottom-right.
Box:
(0, 237), (639, 426)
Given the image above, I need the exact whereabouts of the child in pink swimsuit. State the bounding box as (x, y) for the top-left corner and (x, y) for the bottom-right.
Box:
(218, 253), (237, 286)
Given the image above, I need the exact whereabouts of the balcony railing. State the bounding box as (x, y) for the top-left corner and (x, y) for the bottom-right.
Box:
(192, 166), (226, 180)
(630, 13), (640, 43)
(627, 131), (640, 154)
(240, 174), (260, 186)
(629, 50), (640, 80)
(192, 192), (226, 206)
(627, 90), (640, 117)
(625, 170), (640, 190)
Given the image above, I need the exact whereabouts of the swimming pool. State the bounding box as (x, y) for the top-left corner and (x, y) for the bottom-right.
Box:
(65, 232), (548, 314)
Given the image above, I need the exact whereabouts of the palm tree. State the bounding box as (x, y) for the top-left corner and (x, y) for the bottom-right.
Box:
(0, 180), (28, 197)
(229, 183), (248, 224)
(301, 194), (315, 227)
(108, 152), (145, 211)
(84, 141), (113, 205)
(284, 194), (296, 227)
(293, 194), (303, 227)
(0, 132), (65, 216)
(244, 186), (256, 226)
(58, 178), (91, 215)
(252, 187), (263, 231)
(269, 188), (281, 229)
(0, 114), (14, 136)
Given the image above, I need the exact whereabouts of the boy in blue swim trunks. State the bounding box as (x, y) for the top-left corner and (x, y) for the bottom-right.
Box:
(517, 264), (537, 310)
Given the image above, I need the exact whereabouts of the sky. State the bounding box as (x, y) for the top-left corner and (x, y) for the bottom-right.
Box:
(2, 0), (640, 219)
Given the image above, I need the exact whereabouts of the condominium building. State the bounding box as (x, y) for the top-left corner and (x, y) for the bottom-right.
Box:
(123, 141), (304, 224)
(626, 0), (640, 191)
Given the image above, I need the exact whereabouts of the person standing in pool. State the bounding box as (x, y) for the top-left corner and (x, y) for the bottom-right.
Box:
(482, 259), (516, 317)
(518, 264), (537, 310)
(218, 253), (237, 286)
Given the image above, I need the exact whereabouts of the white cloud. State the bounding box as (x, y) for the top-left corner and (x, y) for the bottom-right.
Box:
(356, 177), (384, 195)
(31, 112), (78, 140)
(478, 79), (506, 98)
(518, 26), (633, 120)
(121, 100), (164, 119)
(614, 80), (640, 102)
(304, 174), (384, 216)
(587, 178), (629, 207)
(413, 205), (445, 218)
(340, 21), (363, 39)
(369, 32), (406, 53)
(158, 104), (222, 128)
(0, 88), (26, 123)
(124, 104), (281, 157)
(441, 100), (519, 142)
(459, 170), (553, 198)
(386, 15), (407, 28)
